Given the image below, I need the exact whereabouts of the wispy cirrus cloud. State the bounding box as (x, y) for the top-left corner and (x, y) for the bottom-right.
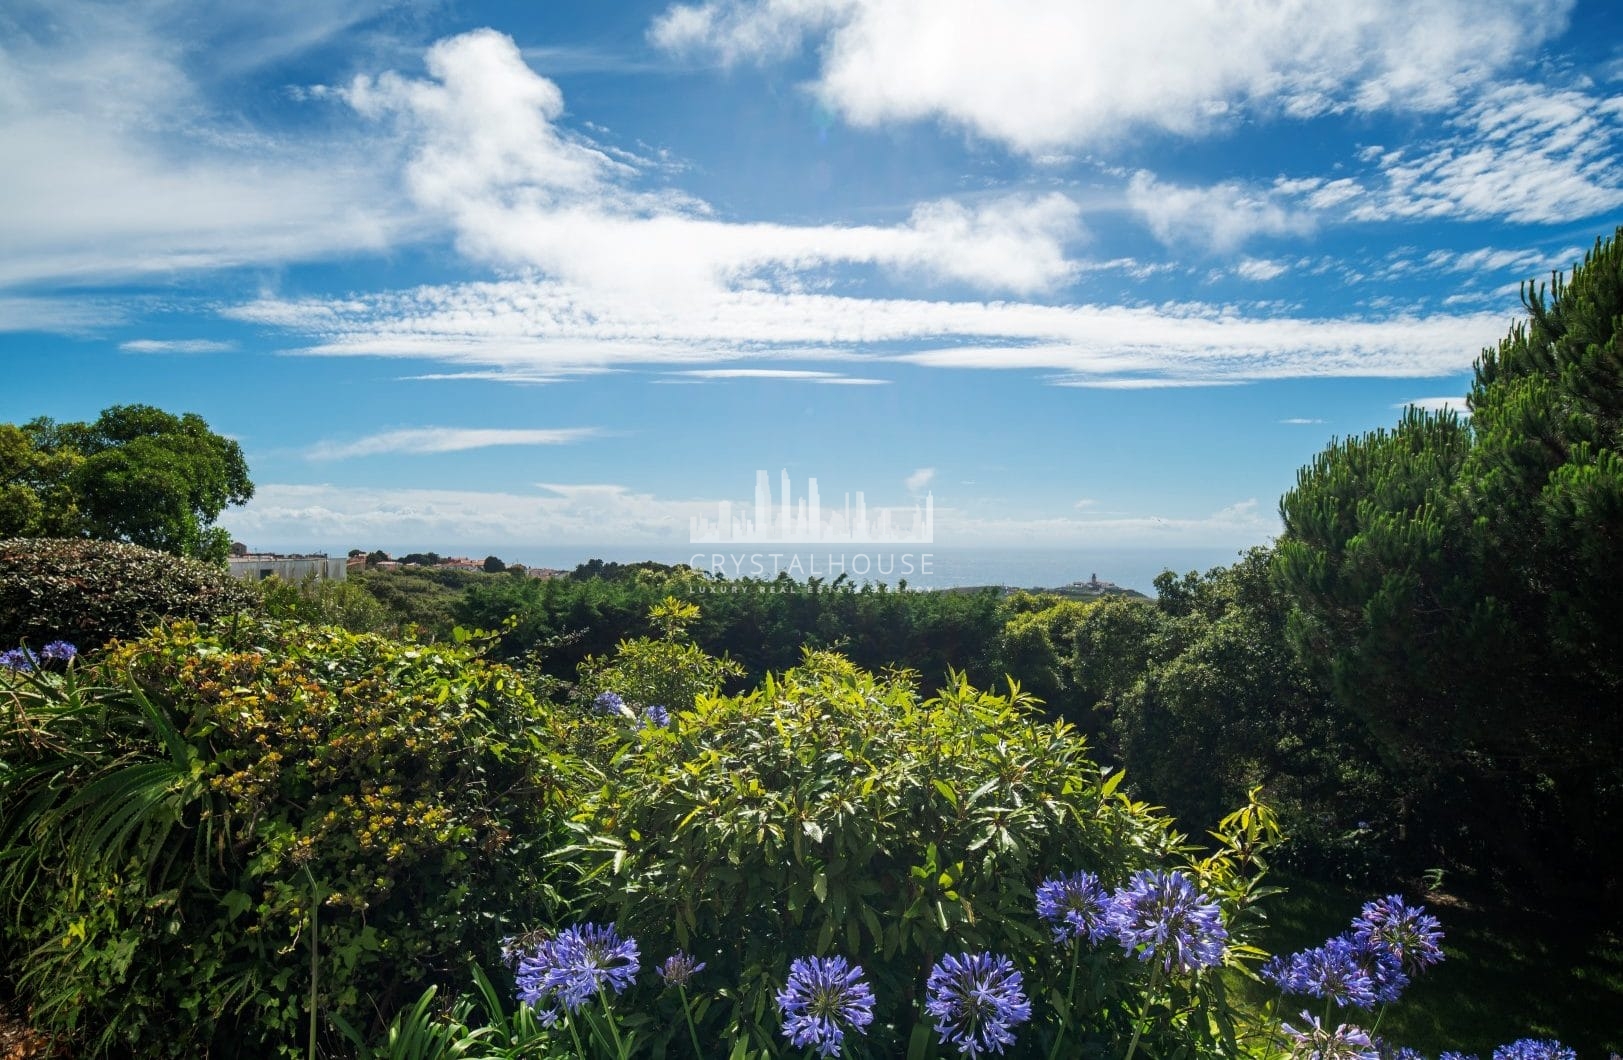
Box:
(0, 0), (411, 289)
(120, 338), (237, 354)
(671, 368), (889, 383)
(1352, 82), (1623, 224)
(307, 426), (600, 460)
(1127, 172), (1315, 253)
(1128, 79), (1623, 250)
(234, 277), (1511, 388)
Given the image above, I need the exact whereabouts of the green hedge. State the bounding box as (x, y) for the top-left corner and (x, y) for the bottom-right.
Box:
(0, 537), (256, 650)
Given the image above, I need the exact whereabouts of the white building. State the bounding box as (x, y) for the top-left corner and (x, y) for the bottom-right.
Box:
(227, 552), (347, 582)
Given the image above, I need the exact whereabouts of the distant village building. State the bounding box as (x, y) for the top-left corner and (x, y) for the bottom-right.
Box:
(226, 546), (347, 583)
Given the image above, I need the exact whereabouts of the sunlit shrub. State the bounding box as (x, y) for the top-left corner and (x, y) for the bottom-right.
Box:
(560, 648), (1206, 1053)
(0, 619), (574, 1057)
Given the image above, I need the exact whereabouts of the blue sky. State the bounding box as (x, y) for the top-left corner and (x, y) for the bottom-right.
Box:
(3, 0), (1621, 559)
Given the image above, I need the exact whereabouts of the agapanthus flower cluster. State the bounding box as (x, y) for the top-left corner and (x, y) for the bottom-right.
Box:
(1491, 1040), (1577, 1060)
(1353, 895), (1445, 975)
(1104, 869), (1228, 975)
(641, 703), (671, 729)
(514, 922), (640, 1023)
(1281, 1011), (1380, 1060)
(593, 691), (627, 716)
(1035, 870), (1111, 944)
(1262, 934), (1406, 1009)
(3, 641), (80, 672)
(924, 952), (1031, 1057)
(41, 640), (77, 662)
(1266, 895), (1439, 1009)
(656, 950), (705, 987)
(775, 955), (876, 1058)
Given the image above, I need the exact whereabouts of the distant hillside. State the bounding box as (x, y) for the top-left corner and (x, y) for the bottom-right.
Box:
(938, 575), (1150, 601)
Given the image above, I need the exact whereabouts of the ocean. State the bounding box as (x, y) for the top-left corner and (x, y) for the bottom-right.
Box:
(435, 545), (1255, 596)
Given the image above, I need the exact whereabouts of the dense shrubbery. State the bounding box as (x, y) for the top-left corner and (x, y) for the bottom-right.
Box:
(560, 648), (1216, 1053)
(0, 537), (256, 651)
(0, 620), (569, 1057)
(255, 572), (400, 636)
(2, 613), (1602, 1056)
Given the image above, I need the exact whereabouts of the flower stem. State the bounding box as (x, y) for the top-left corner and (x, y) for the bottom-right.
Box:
(598, 984), (629, 1058)
(678, 985), (705, 1060)
(566, 1012), (588, 1059)
(1047, 940), (1081, 1060)
(1122, 964), (1162, 1060)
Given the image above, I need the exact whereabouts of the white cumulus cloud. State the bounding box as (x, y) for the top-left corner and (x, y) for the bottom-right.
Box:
(650, 0), (1573, 153)
(338, 30), (1083, 297)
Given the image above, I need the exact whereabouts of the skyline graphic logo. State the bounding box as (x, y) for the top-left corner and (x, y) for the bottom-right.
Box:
(689, 469), (934, 545)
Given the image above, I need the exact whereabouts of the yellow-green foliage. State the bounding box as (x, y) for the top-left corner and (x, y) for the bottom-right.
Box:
(0, 620), (573, 1058)
(575, 597), (743, 712)
(995, 596), (1097, 707)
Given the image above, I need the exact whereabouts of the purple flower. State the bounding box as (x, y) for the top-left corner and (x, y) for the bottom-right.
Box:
(1106, 869), (1228, 975)
(641, 703), (671, 729)
(1267, 933), (1408, 1010)
(41, 640), (77, 662)
(1035, 870), (1111, 944)
(1348, 936), (1408, 1005)
(1439, 1053), (1480, 1060)
(1297, 936), (1379, 1008)
(1282, 1011), (1379, 1060)
(657, 951), (705, 987)
(924, 952), (1032, 1057)
(515, 923), (640, 1021)
(1491, 1041), (1576, 1060)
(0, 648), (37, 672)
(593, 691), (627, 716)
(1352, 895), (1444, 975)
(775, 956), (876, 1058)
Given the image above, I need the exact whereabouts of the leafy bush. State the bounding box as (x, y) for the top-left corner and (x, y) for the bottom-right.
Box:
(254, 572), (398, 635)
(574, 597), (743, 715)
(559, 648), (1228, 1054)
(0, 620), (572, 1057)
(0, 536), (255, 651)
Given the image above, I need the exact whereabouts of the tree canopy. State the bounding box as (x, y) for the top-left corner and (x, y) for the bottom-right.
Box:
(0, 404), (252, 563)
(1274, 227), (1623, 892)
